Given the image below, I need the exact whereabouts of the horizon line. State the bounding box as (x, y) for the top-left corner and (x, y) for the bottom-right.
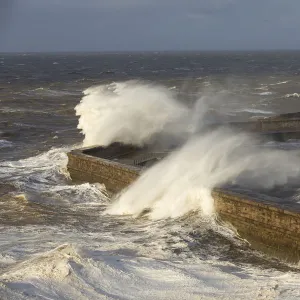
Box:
(1, 49), (300, 55)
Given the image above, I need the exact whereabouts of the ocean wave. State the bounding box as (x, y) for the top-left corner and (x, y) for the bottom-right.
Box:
(0, 139), (13, 149)
(234, 108), (274, 115)
(270, 81), (289, 86)
(255, 91), (273, 96)
(255, 86), (269, 91)
(0, 147), (108, 206)
(285, 93), (300, 98)
(77, 81), (300, 219)
(29, 87), (81, 97)
(1, 243), (300, 300)
(0, 107), (53, 115)
(174, 67), (191, 71)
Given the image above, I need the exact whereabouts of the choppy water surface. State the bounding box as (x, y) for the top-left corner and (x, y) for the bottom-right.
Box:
(1, 52), (300, 299)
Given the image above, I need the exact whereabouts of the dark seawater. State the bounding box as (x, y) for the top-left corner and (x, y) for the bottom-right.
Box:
(1, 52), (300, 299)
(1, 51), (300, 160)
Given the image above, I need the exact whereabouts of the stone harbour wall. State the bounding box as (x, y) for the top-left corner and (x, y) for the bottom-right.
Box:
(67, 146), (300, 261)
(67, 150), (141, 193)
(230, 119), (300, 133)
(213, 189), (300, 261)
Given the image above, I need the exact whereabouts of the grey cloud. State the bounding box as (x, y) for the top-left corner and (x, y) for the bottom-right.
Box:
(0, 0), (16, 30)
(1, 0), (300, 52)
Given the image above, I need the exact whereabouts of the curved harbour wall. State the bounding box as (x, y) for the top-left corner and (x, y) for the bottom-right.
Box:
(67, 139), (300, 262)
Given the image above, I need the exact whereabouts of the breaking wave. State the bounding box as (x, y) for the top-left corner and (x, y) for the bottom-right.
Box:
(285, 93), (300, 98)
(234, 108), (274, 115)
(107, 129), (300, 219)
(3, 80), (300, 299)
(270, 81), (289, 85)
(75, 81), (229, 147)
(76, 81), (190, 147)
(0, 147), (108, 206)
(74, 80), (300, 219)
(2, 242), (298, 300)
(255, 91), (273, 96)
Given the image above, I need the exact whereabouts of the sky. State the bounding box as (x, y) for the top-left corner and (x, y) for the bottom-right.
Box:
(1, 0), (300, 52)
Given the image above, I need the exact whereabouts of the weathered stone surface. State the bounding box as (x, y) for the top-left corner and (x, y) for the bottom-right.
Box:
(213, 189), (300, 261)
(67, 148), (141, 193)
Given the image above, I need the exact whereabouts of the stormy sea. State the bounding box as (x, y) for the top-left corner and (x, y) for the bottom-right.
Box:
(1, 51), (300, 299)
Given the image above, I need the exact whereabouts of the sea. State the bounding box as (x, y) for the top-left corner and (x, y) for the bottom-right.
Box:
(1, 51), (300, 299)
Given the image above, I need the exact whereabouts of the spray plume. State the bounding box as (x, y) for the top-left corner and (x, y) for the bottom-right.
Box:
(76, 81), (300, 219)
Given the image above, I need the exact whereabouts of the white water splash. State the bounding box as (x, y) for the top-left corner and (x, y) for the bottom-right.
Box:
(107, 128), (300, 219)
(75, 81), (300, 219)
(75, 81), (231, 148)
(285, 93), (300, 98)
(75, 81), (190, 147)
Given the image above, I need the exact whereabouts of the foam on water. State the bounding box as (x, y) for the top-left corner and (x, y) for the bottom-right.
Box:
(3, 80), (300, 299)
(257, 91), (273, 96)
(234, 108), (274, 115)
(1, 242), (300, 300)
(0, 146), (108, 206)
(270, 81), (289, 85)
(1, 141), (297, 299)
(285, 93), (300, 98)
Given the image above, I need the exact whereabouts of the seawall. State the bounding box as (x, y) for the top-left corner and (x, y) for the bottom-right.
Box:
(67, 141), (300, 262)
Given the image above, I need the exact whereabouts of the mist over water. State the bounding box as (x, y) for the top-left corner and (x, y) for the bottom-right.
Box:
(76, 81), (300, 219)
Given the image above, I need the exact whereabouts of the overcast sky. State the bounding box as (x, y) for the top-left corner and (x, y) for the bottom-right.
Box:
(1, 0), (300, 52)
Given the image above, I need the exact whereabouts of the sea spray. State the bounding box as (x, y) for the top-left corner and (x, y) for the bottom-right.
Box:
(75, 80), (231, 148)
(75, 81), (189, 147)
(106, 129), (300, 219)
(76, 81), (300, 219)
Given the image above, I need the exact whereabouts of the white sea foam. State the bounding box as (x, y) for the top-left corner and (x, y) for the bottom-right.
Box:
(235, 108), (274, 115)
(285, 93), (300, 98)
(255, 86), (269, 91)
(255, 91), (273, 96)
(270, 81), (289, 85)
(1, 241), (300, 300)
(0, 147), (108, 206)
(3, 81), (300, 299)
